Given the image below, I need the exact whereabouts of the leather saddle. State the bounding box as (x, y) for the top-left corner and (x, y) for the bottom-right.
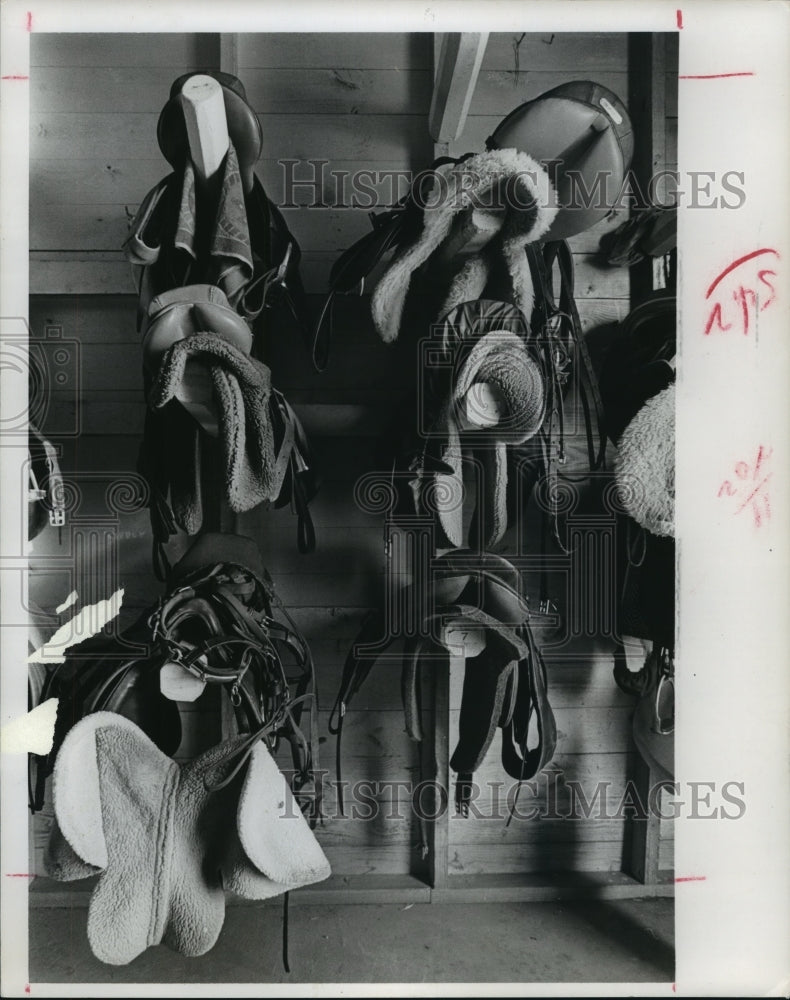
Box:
(32, 533), (320, 816)
(331, 550), (557, 814)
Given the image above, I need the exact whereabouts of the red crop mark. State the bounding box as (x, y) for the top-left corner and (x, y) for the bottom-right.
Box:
(704, 249), (779, 337)
(671, 985), (676, 994)
(718, 446), (773, 527)
(2, 75), (29, 80)
(5, 872), (35, 878)
(675, 875), (706, 883)
(676, 9), (683, 28)
(25, 986), (31, 995)
(26, 11), (33, 30)
(679, 71), (754, 79)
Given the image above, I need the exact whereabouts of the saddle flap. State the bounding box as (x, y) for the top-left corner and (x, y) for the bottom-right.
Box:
(233, 741), (331, 890)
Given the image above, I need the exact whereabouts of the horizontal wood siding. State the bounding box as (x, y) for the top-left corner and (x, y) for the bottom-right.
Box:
(28, 32), (676, 883)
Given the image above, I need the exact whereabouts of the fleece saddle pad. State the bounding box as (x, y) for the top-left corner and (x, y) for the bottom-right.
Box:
(403, 299), (545, 550)
(370, 149), (557, 345)
(46, 712), (330, 966)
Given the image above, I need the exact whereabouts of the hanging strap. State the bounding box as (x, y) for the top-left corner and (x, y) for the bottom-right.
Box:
(547, 240), (607, 472)
(501, 622), (558, 823)
(328, 609), (395, 814)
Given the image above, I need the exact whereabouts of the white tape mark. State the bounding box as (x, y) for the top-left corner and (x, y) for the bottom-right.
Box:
(55, 590), (79, 615)
(1, 698), (58, 755)
(28, 588), (124, 664)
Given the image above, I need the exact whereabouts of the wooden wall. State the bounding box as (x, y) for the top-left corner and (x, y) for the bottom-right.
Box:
(28, 31), (675, 886)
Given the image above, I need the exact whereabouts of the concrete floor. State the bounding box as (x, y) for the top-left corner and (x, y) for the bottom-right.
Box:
(29, 897), (674, 985)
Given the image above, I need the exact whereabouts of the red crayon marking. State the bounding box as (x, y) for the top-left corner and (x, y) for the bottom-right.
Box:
(704, 302), (731, 336)
(26, 11), (33, 31)
(5, 872), (35, 877)
(675, 875), (706, 883)
(705, 249), (780, 338)
(676, 9), (683, 28)
(1, 75), (29, 80)
(679, 71), (754, 79)
(706, 248), (779, 299)
(671, 985), (676, 994)
(26, 987), (31, 995)
(718, 446), (773, 527)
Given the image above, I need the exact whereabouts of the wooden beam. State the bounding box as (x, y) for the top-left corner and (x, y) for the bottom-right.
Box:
(30, 871), (673, 908)
(219, 34), (239, 77)
(429, 33), (488, 144)
(625, 753), (663, 884)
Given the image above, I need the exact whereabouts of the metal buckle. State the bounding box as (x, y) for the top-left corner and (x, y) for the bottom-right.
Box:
(49, 508), (66, 528)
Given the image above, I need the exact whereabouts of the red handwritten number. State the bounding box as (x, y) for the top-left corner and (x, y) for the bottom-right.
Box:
(705, 249), (779, 336)
(704, 302), (732, 336)
(757, 270), (777, 310)
(733, 287), (756, 335)
(719, 446), (773, 527)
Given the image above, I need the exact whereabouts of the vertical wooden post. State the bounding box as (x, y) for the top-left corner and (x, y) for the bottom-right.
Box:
(626, 753), (662, 883)
(628, 33), (668, 303)
(429, 33), (489, 144)
(219, 34), (240, 78)
(428, 664), (451, 888)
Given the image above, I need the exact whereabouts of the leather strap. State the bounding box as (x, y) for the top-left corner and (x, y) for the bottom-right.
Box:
(311, 155), (468, 372)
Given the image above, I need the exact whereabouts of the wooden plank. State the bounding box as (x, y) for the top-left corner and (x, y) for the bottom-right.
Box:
(431, 871), (673, 903)
(241, 67), (433, 116)
(481, 33), (628, 73)
(30, 113), (433, 163)
(305, 843), (416, 876)
(30, 33), (218, 69)
(26, 295), (133, 343)
(448, 841), (626, 875)
(29, 171), (625, 256)
(29, 873), (434, 907)
(29, 158), (415, 206)
(429, 33), (489, 143)
(29, 871), (671, 907)
(237, 32), (433, 71)
(30, 248), (628, 298)
(31, 66), (211, 113)
(449, 814), (630, 848)
(29, 256), (135, 295)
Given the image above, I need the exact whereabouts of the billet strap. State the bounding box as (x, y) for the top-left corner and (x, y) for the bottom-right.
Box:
(501, 623), (557, 823)
(311, 210), (405, 372)
(547, 240), (607, 471)
(270, 392), (317, 554)
(328, 608), (396, 814)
